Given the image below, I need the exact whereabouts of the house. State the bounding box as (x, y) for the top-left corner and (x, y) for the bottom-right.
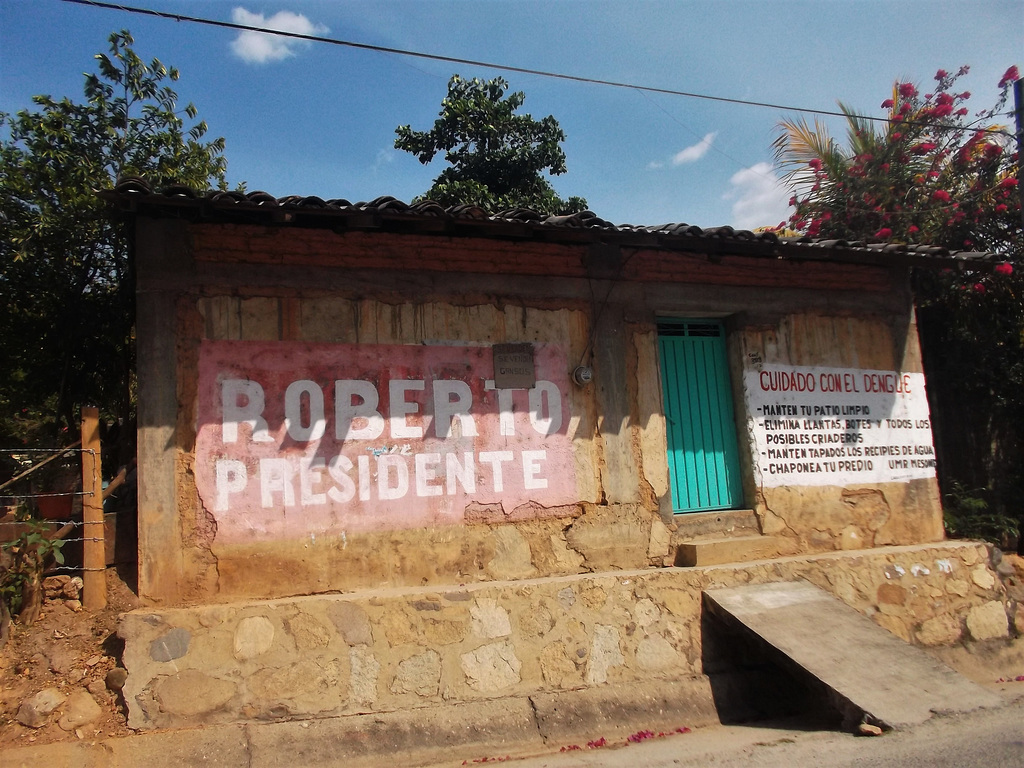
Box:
(107, 180), (1008, 734)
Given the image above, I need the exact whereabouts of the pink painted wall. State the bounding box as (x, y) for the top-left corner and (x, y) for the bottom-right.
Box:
(195, 341), (578, 543)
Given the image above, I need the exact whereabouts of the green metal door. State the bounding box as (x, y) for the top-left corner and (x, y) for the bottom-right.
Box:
(657, 319), (742, 512)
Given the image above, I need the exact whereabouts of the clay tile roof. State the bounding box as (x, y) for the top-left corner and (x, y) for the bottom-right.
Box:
(209, 190), (249, 204)
(99, 178), (1008, 272)
(446, 203), (490, 219)
(409, 201), (448, 217)
(642, 223), (704, 237)
(161, 183), (198, 199)
(245, 191), (278, 204)
(114, 176), (150, 194)
(496, 208), (546, 223)
(278, 195), (328, 208)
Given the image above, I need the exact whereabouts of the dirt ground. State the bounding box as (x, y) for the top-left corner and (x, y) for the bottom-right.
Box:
(0, 567), (139, 747)
(930, 633), (1024, 691)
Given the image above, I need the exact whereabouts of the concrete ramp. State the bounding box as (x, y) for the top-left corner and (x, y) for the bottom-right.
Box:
(703, 580), (1002, 730)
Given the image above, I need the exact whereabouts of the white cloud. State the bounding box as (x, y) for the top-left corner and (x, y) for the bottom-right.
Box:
(230, 8), (328, 64)
(373, 148), (397, 173)
(723, 162), (792, 231)
(671, 132), (717, 166)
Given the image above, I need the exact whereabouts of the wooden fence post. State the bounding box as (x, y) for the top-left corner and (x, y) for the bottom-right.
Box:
(80, 407), (106, 610)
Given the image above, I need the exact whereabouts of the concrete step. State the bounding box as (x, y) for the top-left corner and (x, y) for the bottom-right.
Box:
(703, 580), (1003, 730)
(675, 535), (796, 567)
(672, 508), (761, 541)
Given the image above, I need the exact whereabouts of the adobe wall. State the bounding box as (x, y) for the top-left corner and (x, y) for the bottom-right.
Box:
(135, 218), (943, 606)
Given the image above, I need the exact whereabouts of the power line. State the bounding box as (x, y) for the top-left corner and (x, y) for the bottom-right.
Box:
(61, 0), (1014, 138)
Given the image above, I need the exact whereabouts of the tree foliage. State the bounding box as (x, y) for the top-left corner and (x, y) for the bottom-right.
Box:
(0, 30), (227, 457)
(772, 65), (1023, 545)
(773, 65), (1019, 252)
(395, 75), (587, 215)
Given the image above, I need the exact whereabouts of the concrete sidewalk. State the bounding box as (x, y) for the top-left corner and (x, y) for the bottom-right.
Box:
(3, 677), (718, 768)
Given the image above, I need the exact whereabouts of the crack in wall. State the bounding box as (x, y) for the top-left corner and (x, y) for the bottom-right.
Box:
(242, 722), (255, 768)
(526, 694), (546, 744)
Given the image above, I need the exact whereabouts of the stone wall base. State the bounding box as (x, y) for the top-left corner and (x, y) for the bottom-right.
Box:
(120, 541), (1012, 733)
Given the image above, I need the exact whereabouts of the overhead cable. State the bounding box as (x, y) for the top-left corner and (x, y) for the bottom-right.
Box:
(60, 0), (1014, 138)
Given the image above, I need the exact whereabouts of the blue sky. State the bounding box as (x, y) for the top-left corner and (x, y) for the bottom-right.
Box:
(2, 0), (1020, 229)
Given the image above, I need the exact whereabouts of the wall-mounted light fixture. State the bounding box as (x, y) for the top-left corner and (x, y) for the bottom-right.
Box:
(572, 366), (593, 387)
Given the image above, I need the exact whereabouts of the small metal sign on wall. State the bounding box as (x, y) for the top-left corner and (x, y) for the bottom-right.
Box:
(492, 343), (536, 389)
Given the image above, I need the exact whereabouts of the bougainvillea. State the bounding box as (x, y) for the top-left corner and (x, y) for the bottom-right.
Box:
(772, 65), (1020, 254)
(773, 65), (1023, 548)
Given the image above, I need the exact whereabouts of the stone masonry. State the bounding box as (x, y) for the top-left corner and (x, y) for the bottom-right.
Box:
(119, 541), (1012, 730)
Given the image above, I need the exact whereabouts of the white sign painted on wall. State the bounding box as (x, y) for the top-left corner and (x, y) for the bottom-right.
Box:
(744, 364), (937, 488)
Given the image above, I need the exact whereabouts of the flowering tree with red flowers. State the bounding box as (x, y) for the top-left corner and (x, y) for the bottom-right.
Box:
(773, 65), (1019, 251)
(773, 65), (1023, 546)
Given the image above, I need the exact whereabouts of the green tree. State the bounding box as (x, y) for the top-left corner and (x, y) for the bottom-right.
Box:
(772, 65), (1023, 545)
(395, 75), (587, 215)
(0, 30), (227, 459)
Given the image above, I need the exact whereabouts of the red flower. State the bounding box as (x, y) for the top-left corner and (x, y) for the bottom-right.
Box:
(628, 730), (656, 743)
(973, 282), (986, 293)
(933, 104), (953, 117)
(999, 66), (1020, 89)
(996, 204), (1008, 213)
(908, 225), (920, 234)
(932, 189), (952, 202)
(898, 82), (918, 98)
(881, 163), (891, 172)
(935, 69), (948, 80)
(881, 99), (895, 108)
(994, 262), (1014, 276)
(808, 158), (822, 170)
(875, 228), (892, 239)
(912, 142), (937, 155)
(900, 102), (913, 114)
(891, 131), (903, 140)
(955, 107), (969, 116)
(959, 91), (971, 99)
(936, 92), (955, 106)
(999, 178), (1019, 189)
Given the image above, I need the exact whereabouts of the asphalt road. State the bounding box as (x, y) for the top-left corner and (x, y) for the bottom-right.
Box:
(452, 693), (1024, 768)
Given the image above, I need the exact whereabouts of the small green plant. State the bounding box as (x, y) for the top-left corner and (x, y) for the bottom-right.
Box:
(1, 519), (66, 626)
(943, 482), (1020, 547)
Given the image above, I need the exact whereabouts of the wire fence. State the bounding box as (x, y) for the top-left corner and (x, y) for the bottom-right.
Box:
(2, 409), (128, 613)
(1, 447), (108, 575)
